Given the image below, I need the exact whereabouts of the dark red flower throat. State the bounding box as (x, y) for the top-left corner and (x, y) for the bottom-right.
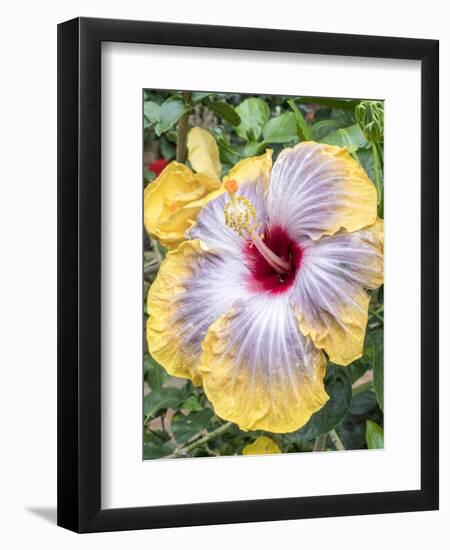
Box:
(245, 225), (303, 294)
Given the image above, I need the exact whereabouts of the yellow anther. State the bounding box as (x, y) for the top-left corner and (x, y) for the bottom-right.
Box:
(224, 195), (260, 238)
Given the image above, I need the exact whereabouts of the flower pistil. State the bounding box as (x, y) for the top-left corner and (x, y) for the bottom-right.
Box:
(224, 179), (291, 275)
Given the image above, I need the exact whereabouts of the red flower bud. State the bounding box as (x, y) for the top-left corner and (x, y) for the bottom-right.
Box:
(148, 158), (169, 176)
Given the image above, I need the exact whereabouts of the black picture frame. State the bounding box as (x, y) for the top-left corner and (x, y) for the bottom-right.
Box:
(57, 16), (439, 533)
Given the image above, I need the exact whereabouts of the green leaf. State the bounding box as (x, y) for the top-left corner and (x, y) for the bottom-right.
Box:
(143, 429), (174, 459)
(143, 169), (156, 183)
(144, 97), (190, 135)
(365, 420), (384, 449)
(156, 98), (189, 136)
(144, 100), (161, 125)
(144, 428), (171, 443)
(243, 141), (265, 157)
(143, 439), (175, 459)
(191, 91), (214, 104)
(210, 127), (243, 166)
(165, 130), (178, 143)
(143, 354), (153, 375)
(347, 361), (368, 384)
(287, 99), (313, 141)
(349, 389), (378, 415)
(171, 409), (214, 444)
(262, 112), (298, 143)
(347, 332), (376, 383)
(358, 148), (384, 189)
(219, 144), (242, 166)
(144, 90), (167, 104)
(159, 135), (176, 160)
(235, 97), (270, 141)
(181, 394), (204, 411)
(372, 330), (384, 411)
(144, 354), (168, 390)
(320, 123), (370, 152)
(335, 418), (367, 450)
(311, 119), (343, 141)
(144, 387), (184, 418)
(286, 364), (352, 441)
(299, 96), (360, 111)
(208, 101), (241, 126)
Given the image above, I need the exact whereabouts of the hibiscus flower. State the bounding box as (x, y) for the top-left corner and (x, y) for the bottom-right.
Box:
(146, 131), (383, 433)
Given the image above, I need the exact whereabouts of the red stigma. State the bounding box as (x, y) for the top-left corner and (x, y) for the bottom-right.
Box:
(244, 225), (303, 295)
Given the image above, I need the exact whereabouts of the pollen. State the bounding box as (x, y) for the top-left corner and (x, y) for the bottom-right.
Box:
(224, 195), (260, 238)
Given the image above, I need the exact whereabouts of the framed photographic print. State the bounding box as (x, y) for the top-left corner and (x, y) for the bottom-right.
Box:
(57, 17), (439, 532)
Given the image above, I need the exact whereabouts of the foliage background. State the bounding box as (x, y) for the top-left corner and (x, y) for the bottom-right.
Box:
(143, 90), (384, 459)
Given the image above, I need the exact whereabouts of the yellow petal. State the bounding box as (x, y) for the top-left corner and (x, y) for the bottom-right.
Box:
(146, 240), (210, 386)
(196, 172), (223, 192)
(187, 127), (221, 181)
(329, 145), (378, 235)
(296, 294), (371, 366)
(243, 436), (281, 455)
(144, 161), (217, 249)
(199, 298), (328, 433)
(224, 149), (272, 190)
(159, 191), (224, 248)
(363, 217), (384, 256)
(294, 219), (384, 365)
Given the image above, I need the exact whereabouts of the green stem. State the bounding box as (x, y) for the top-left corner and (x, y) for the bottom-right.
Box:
(176, 91), (192, 163)
(369, 308), (384, 324)
(342, 129), (360, 163)
(329, 429), (346, 451)
(204, 443), (220, 457)
(287, 99), (313, 141)
(372, 143), (382, 206)
(375, 140), (384, 166)
(313, 433), (328, 452)
(169, 421), (233, 458)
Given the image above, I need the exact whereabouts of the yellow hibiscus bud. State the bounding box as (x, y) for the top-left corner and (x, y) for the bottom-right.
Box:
(242, 436), (281, 455)
(144, 161), (220, 250)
